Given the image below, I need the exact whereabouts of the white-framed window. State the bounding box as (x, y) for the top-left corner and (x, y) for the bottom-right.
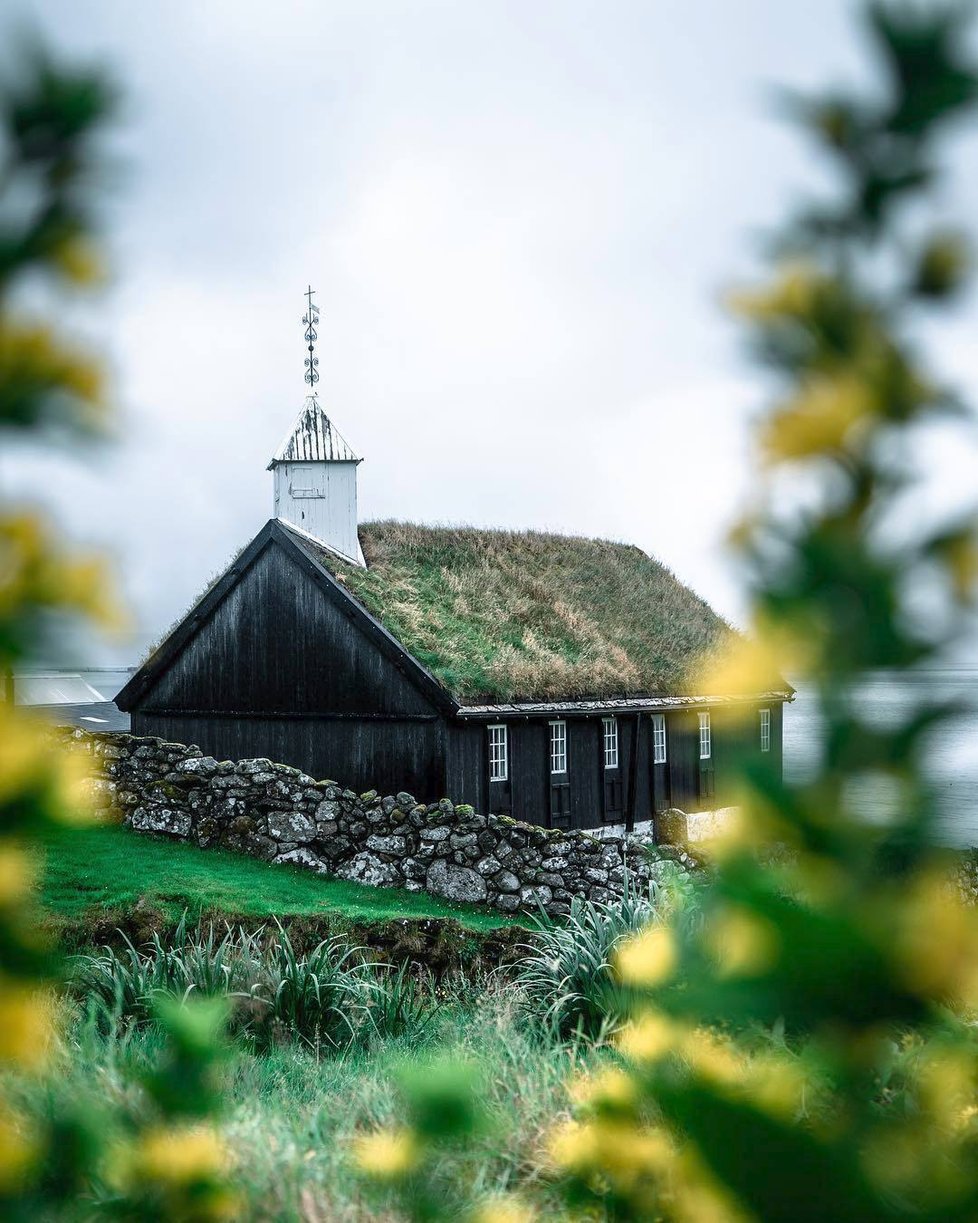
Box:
(652, 714), (667, 765)
(602, 717), (619, 769)
(760, 707), (771, 753)
(550, 720), (568, 774)
(488, 724), (508, 781)
(698, 711), (712, 760)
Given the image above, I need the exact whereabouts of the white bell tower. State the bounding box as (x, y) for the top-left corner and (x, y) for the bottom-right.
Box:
(267, 287), (365, 566)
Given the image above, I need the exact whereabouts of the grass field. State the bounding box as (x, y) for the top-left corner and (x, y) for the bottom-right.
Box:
(39, 824), (514, 935)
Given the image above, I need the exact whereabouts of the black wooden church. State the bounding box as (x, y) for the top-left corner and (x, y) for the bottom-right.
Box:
(118, 315), (791, 833)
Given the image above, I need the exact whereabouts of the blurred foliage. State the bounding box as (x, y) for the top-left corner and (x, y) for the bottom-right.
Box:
(357, 3), (978, 1220)
(0, 41), (234, 1221)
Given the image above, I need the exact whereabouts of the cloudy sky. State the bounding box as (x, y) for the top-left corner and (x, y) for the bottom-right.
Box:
(6, 0), (978, 665)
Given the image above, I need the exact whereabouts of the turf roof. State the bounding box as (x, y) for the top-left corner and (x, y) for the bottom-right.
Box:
(296, 520), (741, 705)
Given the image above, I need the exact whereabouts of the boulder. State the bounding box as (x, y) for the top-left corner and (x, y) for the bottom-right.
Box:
(426, 859), (488, 904)
(336, 852), (402, 888)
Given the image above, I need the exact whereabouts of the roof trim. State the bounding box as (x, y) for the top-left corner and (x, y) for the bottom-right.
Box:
(117, 520), (459, 718)
(454, 692), (794, 719)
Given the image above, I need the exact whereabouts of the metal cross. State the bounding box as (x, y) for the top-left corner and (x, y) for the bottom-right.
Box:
(302, 284), (320, 389)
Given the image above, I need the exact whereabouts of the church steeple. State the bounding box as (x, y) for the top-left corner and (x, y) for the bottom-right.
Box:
(267, 288), (364, 565)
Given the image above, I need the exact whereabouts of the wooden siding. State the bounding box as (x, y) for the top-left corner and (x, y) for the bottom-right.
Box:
(138, 542), (435, 718)
(132, 712), (446, 799)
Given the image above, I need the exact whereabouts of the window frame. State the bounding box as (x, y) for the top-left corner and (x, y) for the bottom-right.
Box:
(760, 707), (771, 753)
(698, 711), (712, 761)
(549, 720), (568, 775)
(602, 716), (619, 770)
(488, 724), (509, 782)
(652, 713), (667, 765)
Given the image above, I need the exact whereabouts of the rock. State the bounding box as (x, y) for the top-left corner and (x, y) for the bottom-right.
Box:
(584, 867), (609, 885)
(426, 860), (488, 904)
(267, 809), (315, 843)
(657, 808), (689, 849)
(493, 869), (520, 893)
(130, 806), (191, 838)
(395, 791), (416, 812)
(540, 855), (570, 872)
(274, 847), (329, 874)
(476, 855), (502, 877)
(520, 884), (552, 909)
(421, 826), (450, 843)
(366, 833), (410, 856)
(495, 894), (520, 912)
(337, 852), (402, 888)
(175, 756), (219, 776)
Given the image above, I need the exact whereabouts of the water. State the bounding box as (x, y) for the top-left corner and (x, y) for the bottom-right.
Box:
(784, 669), (978, 847)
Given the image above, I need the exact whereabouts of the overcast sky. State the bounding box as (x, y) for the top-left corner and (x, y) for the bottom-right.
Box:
(6, 0), (978, 666)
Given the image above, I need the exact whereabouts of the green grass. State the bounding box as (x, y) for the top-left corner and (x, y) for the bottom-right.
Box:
(39, 824), (514, 933)
(300, 519), (745, 702)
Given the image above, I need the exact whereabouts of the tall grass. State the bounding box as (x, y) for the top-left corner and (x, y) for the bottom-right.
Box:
(514, 883), (664, 1040)
(70, 920), (440, 1052)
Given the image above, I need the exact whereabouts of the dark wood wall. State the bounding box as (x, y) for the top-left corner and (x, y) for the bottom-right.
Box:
(132, 712), (446, 798)
(449, 703), (786, 833)
(131, 540), (447, 797)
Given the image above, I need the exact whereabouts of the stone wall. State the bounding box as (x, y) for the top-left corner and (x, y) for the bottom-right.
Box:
(63, 729), (695, 918)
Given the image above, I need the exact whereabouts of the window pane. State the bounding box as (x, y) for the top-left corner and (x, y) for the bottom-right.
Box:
(760, 708), (771, 752)
(652, 714), (667, 764)
(603, 717), (618, 769)
(550, 721), (567, 773)
(489, 725), (508, 781)
(698, 711), (711, 760)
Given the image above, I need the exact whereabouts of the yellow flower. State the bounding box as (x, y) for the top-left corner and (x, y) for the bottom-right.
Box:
(133, 1124), (226, 1185)
(548, 1117), (675, 1191)
(761, 372), (878, 462)
(0, 843), (37, 907)
(616, 1010), (679, 1064)
(569, 1066), (638, 1114)
(742, 1053), (808, 1121)
(52, 237), (107, 287)
(728, 262), (822, 322)
(892, 871), (978, 1005)
(615, 925), (677, 987)
(471, 1194), (535, 1223)
(0, 984), (55, 1070)
(0, 1104), (41, 1193)
(702, 906), (780, 978)
(353, 1127), (420, 1179)
(679, 1029), (744, 1088)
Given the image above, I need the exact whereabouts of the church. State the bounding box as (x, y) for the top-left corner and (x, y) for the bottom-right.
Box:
(117, 299), (791, 835)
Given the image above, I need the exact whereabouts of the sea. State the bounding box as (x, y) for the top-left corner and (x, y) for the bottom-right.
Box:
(783, 670), (978, 848)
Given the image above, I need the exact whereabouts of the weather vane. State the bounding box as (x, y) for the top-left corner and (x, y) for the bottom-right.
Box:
(302, 284), (320, 389)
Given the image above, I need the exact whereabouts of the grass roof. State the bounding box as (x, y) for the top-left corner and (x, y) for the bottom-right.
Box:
(304, 521), (738, 705)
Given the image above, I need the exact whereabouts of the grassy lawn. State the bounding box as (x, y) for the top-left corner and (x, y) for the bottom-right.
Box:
(39, 824), (514, 934)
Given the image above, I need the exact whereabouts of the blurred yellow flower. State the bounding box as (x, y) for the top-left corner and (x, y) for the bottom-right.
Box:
(0, 983), (55, 1070)
(132, 1124), (226, 1184)
(0, 844), (36, 907)
(569, 1066), (638, 1113)
(0, 1104), (40, 1193)
(471, 1194), (535, 1223)
(892, 871), (978, 1006)
(761, 373), (878, 463)
(615, 925), (677, 987)
(728, 262), (822, 322)
(52, 237), (107, 287)
(702, 906), (780, 978)
(617, 1010), (679, 1064)
(353, 1127), (420, 1179)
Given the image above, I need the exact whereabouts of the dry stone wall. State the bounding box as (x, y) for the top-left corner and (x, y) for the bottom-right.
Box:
(63, 729), (695, 918)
